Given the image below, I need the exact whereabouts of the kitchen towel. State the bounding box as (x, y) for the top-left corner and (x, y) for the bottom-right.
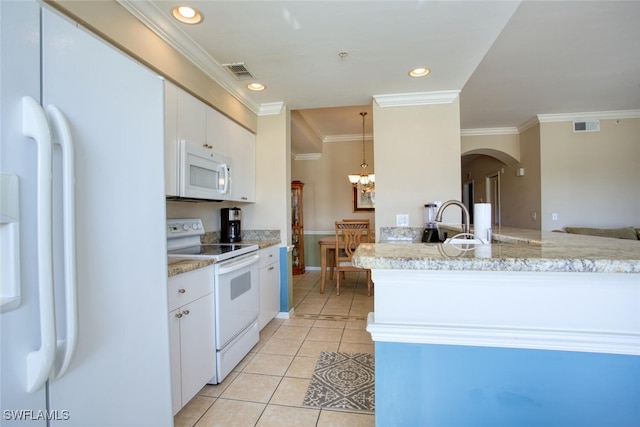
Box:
(474, 203), (492, 243)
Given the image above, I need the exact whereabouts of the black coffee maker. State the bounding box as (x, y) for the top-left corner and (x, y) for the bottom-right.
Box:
(221, 207), (242, 243)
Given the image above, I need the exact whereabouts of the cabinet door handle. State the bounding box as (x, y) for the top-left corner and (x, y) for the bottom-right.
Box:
(182, 310), (190, 316)
(268, 266), (275, 271)
(178, 288), (186, 294)
(175, 312), (183, 318)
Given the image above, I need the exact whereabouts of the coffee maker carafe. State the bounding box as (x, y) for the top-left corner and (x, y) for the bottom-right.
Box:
(421, 203), (440, 243)
(221, 207), (242, 243)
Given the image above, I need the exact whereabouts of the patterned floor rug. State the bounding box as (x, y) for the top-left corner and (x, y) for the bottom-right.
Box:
(303, 351), (375, 413)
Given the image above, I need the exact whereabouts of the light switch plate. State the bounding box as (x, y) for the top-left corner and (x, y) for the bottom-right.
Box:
(396, 214), (409, 227)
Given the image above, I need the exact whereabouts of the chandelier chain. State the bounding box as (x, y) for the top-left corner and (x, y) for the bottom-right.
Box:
(347, 111), (375, 197)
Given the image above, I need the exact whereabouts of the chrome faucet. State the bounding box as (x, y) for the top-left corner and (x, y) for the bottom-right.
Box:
(435, 200), (471, 234)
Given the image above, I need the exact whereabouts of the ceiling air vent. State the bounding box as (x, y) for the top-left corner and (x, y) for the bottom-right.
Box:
(222, 62), (254, 80)
(573, 120), (600, 132)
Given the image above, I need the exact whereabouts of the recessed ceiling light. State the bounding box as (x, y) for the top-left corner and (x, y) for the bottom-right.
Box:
(247, 83), (266, 91)
(172, 6), (203, 24)
(409, 67), (430, 77)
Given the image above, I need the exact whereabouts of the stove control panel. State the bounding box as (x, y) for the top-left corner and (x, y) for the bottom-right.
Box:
(167, 218), (204, 238)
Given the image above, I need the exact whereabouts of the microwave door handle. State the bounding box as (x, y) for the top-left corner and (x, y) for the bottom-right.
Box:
(222, 164), (230, 194)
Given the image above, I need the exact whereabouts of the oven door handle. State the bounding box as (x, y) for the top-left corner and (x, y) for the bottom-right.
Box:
(217, 253), (259, 275)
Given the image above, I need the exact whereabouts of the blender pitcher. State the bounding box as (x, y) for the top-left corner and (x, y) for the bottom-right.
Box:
(422, 203), (440, 243)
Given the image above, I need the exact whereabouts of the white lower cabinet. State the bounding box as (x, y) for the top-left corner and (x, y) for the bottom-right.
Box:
(168, 266), (215, 415)
(258, 246), (281, 330)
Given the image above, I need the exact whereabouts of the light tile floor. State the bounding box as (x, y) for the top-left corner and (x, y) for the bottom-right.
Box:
(174, 270), (375, 427)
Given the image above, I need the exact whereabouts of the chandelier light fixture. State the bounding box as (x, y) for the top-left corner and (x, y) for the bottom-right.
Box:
(348, 112), (375, 197)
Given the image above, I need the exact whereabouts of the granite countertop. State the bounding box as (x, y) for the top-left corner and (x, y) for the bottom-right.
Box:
(168, 257), (216, 277)
(352, 227), (640, 273)
(167, 239), (281, 277)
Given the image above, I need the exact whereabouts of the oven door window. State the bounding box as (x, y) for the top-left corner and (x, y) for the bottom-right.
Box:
(230, 271), (251, 300)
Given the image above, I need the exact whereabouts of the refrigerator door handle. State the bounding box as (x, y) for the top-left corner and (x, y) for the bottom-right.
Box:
(22, 96), (56, 393)
(47, 105), (78, 380)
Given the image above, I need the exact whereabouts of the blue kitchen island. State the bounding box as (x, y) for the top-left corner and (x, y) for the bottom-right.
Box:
(353, 228), (640, 427)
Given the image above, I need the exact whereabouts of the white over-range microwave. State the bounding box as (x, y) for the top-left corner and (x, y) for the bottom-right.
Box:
(178, 140), (231, 200)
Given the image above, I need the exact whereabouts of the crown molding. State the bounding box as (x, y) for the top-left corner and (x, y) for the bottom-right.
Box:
(297, 110), (326, 141)
(292, 153), (322, 161)
(538, 109), (640, 123)
(258, 102), (285, 116)
(461, 127), (519, 137)
(517, 116), (540, 133)
(374, 90), (460, 108)
(323, 134), (373, 143)
(117, 0), (262, 115)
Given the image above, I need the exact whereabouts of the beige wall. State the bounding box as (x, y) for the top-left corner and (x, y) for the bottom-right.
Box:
(291, 140), (375, 233)
(461, 132), (520, 164)
(241, 110), (290, 243)
(540, 118), (640, 230)
(463, 117), (640, 231)
(461, 127), (542, 229)
(373, 100), (462, 235)
(513, 124), (542, 229)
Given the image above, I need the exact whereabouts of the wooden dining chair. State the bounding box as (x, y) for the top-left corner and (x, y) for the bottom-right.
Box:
(335, 220), (373, 296)
(328, 219), (371, 282)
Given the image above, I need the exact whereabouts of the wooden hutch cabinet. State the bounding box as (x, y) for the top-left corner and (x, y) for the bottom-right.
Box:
(291, 181), (305, 275)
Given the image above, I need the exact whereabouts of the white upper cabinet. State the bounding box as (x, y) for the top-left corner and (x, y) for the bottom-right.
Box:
(228, 121), (256, 202)
(164, 81), (207, 197)
(206, 107), (231, 157)
(207, 103), (256, 202)
(177, 87), (206, 143)
(164, 82), (256, 202)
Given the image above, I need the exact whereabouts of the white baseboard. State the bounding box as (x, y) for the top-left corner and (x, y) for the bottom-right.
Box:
(275, 308), (294, 319)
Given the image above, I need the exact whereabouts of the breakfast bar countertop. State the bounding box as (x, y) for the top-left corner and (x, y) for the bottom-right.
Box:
(352, 227), (640, 274)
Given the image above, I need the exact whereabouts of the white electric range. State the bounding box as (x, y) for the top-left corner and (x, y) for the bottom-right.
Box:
(167, 218), (259, 383)
(167, 218), (258, 261)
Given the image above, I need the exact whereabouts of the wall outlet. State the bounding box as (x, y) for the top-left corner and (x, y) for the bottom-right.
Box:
(552, 213), (558, 221)
(396, 214), (409, 227)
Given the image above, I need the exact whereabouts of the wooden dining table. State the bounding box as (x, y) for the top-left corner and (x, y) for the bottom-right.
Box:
(318, 233), (374, 294)
(318, 236), (340, 294)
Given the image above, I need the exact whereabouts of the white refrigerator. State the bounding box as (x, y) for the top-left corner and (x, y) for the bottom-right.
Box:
(1, 1), (173, 425)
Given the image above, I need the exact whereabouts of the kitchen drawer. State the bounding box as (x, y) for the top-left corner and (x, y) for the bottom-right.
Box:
(168, 265), (213, 312)
(259, 245), (280, 269)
